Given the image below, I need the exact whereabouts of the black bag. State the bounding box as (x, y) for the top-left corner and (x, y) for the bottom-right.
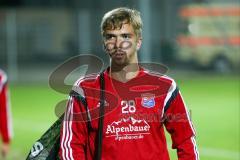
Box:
(26, 72), (105, 160)
(26, 114), (63, 160)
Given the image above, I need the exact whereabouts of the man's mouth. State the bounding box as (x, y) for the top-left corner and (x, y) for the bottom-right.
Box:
(113, 51), (126, 58)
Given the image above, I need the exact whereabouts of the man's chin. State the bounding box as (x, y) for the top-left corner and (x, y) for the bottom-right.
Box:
(111, 59), (128, 69)
(114, 59), (128, 65)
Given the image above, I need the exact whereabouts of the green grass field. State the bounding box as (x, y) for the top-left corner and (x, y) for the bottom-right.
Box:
(3, 75), (240, 160)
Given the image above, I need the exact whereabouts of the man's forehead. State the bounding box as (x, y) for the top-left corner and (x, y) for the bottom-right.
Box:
(104, 23), (135, 34)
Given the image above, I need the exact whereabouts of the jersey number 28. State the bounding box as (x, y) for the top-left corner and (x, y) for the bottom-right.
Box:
(121, 100), (136, 114)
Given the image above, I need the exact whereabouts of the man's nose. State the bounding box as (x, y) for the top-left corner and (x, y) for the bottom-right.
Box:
(114, 37), (122, 49)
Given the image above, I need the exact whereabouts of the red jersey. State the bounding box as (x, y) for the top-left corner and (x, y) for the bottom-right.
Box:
(60, 68), (199, 160)
(0, 69), (13, 144)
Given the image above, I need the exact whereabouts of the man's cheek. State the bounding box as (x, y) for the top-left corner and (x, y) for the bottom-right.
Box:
(122, 42), (130, 49)
(104, 44), (116, 56)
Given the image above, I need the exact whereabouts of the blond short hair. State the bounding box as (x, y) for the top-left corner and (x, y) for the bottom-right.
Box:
(101, 7), (143, 38)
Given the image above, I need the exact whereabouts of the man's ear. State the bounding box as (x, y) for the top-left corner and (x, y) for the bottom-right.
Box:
(136, 37), (142, 51)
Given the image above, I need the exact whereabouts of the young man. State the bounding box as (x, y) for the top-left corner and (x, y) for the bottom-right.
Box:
(60, 7), (199, 160)
(0, 69), (13, 158)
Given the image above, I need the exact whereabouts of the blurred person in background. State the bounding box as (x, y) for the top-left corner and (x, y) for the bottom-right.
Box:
(59, 7), (199, 160)
(0, 69), (13, 159)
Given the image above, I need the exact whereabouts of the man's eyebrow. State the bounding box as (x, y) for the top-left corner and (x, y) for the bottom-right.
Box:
(104, 33), (133, 38)
(121, 33), (133, 36)
(105, 33), (116, 36)
(104, 33), (116, 38)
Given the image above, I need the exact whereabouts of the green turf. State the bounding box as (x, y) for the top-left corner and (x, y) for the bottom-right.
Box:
(3, 76), (240, 160)
(6, 84), (66, 160)
(168, 76), (240, 160)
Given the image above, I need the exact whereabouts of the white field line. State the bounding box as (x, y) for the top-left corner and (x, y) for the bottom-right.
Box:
(2, 149), (24, 160)
(199, 147), (240, 160)
(13, 119), (54, 133)
(167, 143), (239, 160)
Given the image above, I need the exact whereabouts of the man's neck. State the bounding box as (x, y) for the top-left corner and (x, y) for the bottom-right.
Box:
(110, 63), (139, 83)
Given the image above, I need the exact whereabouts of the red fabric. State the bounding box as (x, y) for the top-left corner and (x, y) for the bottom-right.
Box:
(0, 71), (11, 144)
(59, 69), (199, 160)
(164, 92), (199, 159)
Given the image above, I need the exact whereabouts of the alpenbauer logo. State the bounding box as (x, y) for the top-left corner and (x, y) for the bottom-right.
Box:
(105, 117), (150, 141)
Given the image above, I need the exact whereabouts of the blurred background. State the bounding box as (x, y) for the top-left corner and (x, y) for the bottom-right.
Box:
(0, 0), (239, 159)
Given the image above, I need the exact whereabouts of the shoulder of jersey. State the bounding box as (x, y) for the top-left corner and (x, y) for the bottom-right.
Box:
(73, 73), (100, 88)
(143, 69), (176, 86)
(0, 69), (7, 85)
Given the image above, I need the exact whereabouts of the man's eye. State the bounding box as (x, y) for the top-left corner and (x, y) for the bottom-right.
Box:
(122, 34), (130, 39)
(105, 35), (115, 40)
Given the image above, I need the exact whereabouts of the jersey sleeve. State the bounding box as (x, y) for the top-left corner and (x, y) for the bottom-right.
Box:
(0, 82), (13, 144)
(59, 94), (89, 160)
(163, 84), (199, 160)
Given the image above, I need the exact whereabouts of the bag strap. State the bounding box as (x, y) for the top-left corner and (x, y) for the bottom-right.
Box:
(96, 71), (105, 160)
(71, 71), (105, 160)
(70, 90), (93, 131)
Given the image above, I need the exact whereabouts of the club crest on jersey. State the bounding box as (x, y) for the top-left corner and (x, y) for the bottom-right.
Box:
(141, 93), (155, 108)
